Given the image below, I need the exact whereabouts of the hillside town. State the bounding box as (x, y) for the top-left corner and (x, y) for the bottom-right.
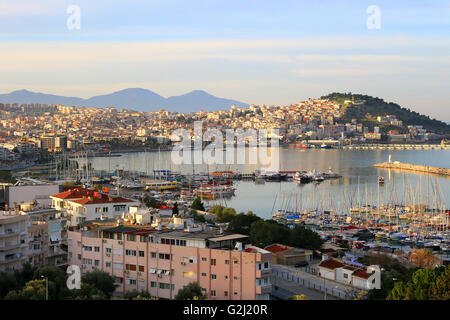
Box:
(1, 98), (447, 165)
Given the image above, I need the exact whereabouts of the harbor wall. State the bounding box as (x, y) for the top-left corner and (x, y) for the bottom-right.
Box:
(373, 162), (450, 176)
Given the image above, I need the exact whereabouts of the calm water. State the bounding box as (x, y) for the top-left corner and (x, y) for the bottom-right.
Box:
(90, 148), (450, 219)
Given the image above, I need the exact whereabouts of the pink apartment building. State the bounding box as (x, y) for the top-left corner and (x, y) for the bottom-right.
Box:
(68, 222), (272, 300)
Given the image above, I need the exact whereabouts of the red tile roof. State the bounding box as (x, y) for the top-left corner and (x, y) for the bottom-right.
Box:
(70, 196), (134, 205)
(352, 268), (370, 279)
(51, 188), (92, 199)
(265, 244), (288, 253)
(319, 259), (344, 270)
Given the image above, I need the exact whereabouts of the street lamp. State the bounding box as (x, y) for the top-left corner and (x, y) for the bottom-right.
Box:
(41, 275), (48, 300)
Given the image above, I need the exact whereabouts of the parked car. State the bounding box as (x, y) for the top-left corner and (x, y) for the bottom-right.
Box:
(294, 261), (309, 268)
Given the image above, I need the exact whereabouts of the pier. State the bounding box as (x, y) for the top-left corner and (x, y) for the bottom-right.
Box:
(373, 161), (450, 176)
(343, 144), (449, 150)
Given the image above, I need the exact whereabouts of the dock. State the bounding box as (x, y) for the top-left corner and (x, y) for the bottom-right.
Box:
(373, 161), (450, 176)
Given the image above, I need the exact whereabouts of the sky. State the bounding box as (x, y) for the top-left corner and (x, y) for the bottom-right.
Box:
(0, 0), (449, 121)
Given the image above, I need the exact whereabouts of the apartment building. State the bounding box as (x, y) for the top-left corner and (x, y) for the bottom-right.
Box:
(68, 221), (272, 300)
(0, 210), (29, 272)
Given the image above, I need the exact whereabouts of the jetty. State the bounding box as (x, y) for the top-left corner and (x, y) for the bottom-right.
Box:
(373, 161), (450, 176)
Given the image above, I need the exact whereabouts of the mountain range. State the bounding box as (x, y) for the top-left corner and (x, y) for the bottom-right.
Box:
(0, 89), (249, 113)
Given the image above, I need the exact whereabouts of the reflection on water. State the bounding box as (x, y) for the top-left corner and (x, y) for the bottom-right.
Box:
(90, 148), (450, 219)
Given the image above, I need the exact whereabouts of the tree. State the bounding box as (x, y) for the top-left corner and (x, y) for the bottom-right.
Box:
(191, 197), (205, 211)
(143, 194), (158, 208)
(0, 271), (18, 299)
(172, 202), (179, 216)
(430, 266), (450, 300)
(406, 249), (440, 269)
(124, 289), (153, 300)
(287, 225), (323, 251)
(33, 266), (70, 300)
(249, 220), (291, 248)
(175, 282), (206, 300)
(228, 212), (261, 235)
(4, 279), (46, 300)
(79, 270), (117, 299)
(73, 282), (107, 300)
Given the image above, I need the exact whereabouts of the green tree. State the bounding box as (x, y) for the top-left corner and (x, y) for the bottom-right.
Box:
(228, 212), (261, 235)
(174, 282), (206, 300)
(143, 194), (158, 208)
(33, 266), (71, 300)
(288, 225), (323, 251)
(172, 202), (179, 216)
(191, 197), (205, 211)
(79, 270), (117, 299)
(124, 289), (153, 300)
(249, 220), (291, 248)
(0, 271), (18, 299)
(73, 282), (107, 300)
(4, 279), (46, 300)
(430, 266), (450, 300)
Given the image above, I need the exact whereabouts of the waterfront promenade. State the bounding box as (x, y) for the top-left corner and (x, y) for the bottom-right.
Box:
(373, 161), (450, 176)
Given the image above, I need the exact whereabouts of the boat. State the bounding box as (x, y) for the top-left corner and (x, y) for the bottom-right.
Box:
(378, 176), (385, 184)
(320, 143), (332, 149)
(195, 185), (236, 199)
(322, 167), (341, 179)
(144, 179), (179, 190)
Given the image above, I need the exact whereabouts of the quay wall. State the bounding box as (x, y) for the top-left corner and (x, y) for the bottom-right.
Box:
(373, 162), (450, 176)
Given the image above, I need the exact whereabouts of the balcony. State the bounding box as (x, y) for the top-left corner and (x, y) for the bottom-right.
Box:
(256, 269), (272, 278)
(256, 284), (272, 295)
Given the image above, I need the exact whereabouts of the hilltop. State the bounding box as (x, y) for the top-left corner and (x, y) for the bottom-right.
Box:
(322, 93), (450, 134)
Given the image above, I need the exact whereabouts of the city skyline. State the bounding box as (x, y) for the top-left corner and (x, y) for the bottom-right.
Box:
(0, 0), (449, 121)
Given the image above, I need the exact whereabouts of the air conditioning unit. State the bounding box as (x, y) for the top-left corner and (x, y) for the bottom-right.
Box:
(124, 270), (129, 274)
(181, 262), (186, 266)
(102, 239), (107, 243)
(137, 271), (142, 275)
(157, 274), (162, 278)
(106, 253), (111, 257)
(118, 241), (123, 245)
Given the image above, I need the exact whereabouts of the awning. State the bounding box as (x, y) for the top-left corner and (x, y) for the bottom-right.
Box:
(50, 232), (61, 242)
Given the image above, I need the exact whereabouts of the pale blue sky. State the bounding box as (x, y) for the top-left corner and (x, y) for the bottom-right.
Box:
(0, 0), (449, 120)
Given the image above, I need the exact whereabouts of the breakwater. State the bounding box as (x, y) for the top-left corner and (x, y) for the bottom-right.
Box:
(373, 161), (450, 176)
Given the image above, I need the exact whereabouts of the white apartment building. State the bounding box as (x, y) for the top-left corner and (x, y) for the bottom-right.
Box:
(0, 211), (29, 272)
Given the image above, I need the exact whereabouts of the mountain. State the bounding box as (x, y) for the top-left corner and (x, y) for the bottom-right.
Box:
(322, 92), (450, 134)
(0, 88), (249, 113)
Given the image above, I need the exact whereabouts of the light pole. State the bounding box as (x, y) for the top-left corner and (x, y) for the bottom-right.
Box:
(323, 276), (327, 300)
(41, 275), (48, 300)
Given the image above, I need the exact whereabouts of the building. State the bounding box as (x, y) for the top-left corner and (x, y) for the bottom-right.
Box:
(264, 243), (313, 266)
(68, 220), (272, 300)
(0, 210), (29, 272)
(5, 183), (61, 209)
(318, 257), (377, 290)
(51, 188), (140, 226)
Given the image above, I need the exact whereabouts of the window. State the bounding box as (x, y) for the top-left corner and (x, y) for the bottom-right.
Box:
(224, 291), (228, 297)
(106, 248), (112, 253)
(225, 260), (230, 265)
(126, 264), (136, 271)
(125, 249), (137, 256)
(95, 207), (101, 213)
(150, 281), (157, 288)
(201, 257), (207, 261)
(106, 262), (111, 268)
(234, 260), (239, 264)
(138, 265), (145, 272)
(159, 283), (171, 290)
(94, 246), (100, 252)
(343, 273), (349, 279)
(211, 274), (216, 280)
(126, 234), (136, 241)
(210, 290), (216, 297)
(150, 252), (156, 259)
(225, 275), (228, 280)
(159, 253), (171, 260)
(94, 260), (100, 266)
(139, 251), (145, 257)
(234, 276), (239, 280)
(83, 246), (92, 251)
(140, 236), (147, 243)
(210, 259), (216, 266)
(264, 262), (269, 268)
(114, 205), (126, 212)
(103, 207), (108, 212)
(201, 273), (207, 277)
(117, 233), (122, 240)
(77, 254), (81, 260)
(126, 278), (137, 285)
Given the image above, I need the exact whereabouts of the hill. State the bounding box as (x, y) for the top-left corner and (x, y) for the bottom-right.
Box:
(0, 89), (249, 113)
(322, 93), (450, 134)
